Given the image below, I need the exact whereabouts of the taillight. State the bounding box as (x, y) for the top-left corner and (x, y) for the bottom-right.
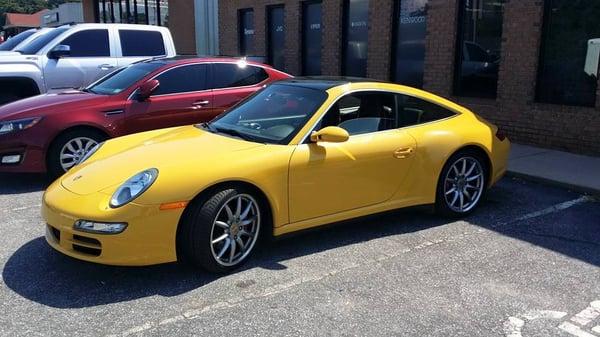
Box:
(495, 129), (506, 141)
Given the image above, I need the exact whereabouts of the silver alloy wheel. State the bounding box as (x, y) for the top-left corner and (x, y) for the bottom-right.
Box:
(59, 137), (98, 172)
(443, 156), (485, 213)
(210, 194), (261, 267)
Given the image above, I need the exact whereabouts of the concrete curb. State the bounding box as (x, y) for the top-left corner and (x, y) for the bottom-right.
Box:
(506, 171), (600, 197)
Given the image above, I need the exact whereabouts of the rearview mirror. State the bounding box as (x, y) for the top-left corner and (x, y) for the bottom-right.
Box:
(48, 44), (70, 59)
(137, 79), (160, 101)
(310, 126), (349, 143)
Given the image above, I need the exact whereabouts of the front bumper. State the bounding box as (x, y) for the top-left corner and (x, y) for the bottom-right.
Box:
(0, 142), (45, 173)
(42, 180), (185, 266)
(490, 138), (511, 186)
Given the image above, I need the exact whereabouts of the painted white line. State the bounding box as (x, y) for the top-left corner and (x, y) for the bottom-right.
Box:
(570, 300), (600, 326)
(558, 322), (598, 337)
(513, 196), (593, 222)
(592, 326), (600, 334)
(503, 316), (525, 337)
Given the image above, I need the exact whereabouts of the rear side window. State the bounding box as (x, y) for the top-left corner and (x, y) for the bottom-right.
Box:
(397, 94), (456, 127)
(119, 30), (166, 57)
(153, 64), (208, 95)
(212, 64), (268, 89)
(60, 29), (110, 57)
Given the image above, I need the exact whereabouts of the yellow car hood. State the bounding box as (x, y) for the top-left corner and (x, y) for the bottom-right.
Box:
(61, 126), (262, 195)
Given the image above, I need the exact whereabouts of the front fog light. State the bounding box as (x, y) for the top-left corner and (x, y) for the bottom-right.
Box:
(74, 220), (127, 234)
(1, 154), (21, 164)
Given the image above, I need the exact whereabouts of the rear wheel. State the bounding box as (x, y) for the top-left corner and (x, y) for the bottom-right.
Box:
(178, 187), (262, 273)
(435, 150), (487, 217)
(47, 129), (107, 178)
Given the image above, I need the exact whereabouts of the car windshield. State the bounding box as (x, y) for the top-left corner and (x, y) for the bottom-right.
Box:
(86, 62), (164, 95)
(15, 27), (68, 54)
(204, 84), (328, 145)
(0, 30), (36, 51)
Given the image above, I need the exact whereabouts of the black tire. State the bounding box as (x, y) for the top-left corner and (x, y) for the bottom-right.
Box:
(177, 187), (264, 273)
(0, 93), (21, 105)
(47, 128), (107, 178)
(435, 149), (489, 217)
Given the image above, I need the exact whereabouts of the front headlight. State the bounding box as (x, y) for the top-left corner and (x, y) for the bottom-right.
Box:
(0, 117), (42, 135)
(109, 168), (158, 208)
(78, 142), (104, 165)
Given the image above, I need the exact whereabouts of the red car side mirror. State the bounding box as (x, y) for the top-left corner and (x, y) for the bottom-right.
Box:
(137, 79), (160, 101)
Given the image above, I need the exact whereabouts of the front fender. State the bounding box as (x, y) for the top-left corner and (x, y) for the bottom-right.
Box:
(0, 62), (45, 93)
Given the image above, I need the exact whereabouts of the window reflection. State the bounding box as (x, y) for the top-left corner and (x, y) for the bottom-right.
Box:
(454, 0), (504, 98)
(95, 0), (166, 26)
(537, 0), (600, 107)
(239, 9), (254, 56)
(302, 1), (322, 76)
(392, 0), (428, 88)
(343, 0), (369, 77)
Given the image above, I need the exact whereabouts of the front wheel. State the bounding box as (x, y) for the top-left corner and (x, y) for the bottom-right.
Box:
(435, 151), (487, 217)
(178, 188), (262, 273)
(47, 129), (107, 178)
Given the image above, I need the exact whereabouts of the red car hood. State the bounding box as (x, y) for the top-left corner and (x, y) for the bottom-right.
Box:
(0, 90), (111, 121)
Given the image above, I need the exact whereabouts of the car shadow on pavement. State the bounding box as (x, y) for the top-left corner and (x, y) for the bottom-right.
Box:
(0, 173), (50, 194)
(2, 178), (599, 309)
(1, 207), (448, 309)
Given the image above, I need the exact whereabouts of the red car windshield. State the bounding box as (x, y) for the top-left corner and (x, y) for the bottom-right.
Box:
(87, 62), (163, 95)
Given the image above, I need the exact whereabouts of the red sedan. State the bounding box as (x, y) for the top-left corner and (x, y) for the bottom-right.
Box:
(0, 57), (291, 176)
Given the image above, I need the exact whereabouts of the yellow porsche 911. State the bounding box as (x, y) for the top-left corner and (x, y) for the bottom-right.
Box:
(42, 78), (510, 272)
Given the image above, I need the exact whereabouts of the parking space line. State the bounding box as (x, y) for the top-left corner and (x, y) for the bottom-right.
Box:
(558, 322), (597, 337)
(570, 301), (600, 326)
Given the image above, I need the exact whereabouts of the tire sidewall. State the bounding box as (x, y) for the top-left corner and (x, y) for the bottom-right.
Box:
(435, 150), (488, 217)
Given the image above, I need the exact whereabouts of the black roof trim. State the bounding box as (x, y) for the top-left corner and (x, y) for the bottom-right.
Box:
(275, 76), (386, 90)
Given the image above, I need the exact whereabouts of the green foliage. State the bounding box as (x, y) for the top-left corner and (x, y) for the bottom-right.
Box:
(0, 0), (46, 26)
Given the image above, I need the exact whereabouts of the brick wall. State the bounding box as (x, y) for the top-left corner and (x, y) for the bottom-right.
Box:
(218, 0), (600, 155)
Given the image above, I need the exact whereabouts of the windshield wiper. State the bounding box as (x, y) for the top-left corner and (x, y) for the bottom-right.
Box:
(198, 122), (215, 133)
(213, 126), (254, 142)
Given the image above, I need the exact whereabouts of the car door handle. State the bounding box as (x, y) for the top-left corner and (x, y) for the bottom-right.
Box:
(192, 100), (210, 108)
(98, 64), (115, 70)
(393, 147), (414, 159)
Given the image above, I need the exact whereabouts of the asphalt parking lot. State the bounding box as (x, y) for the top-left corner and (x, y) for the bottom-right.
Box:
(0, 174), (598, 337)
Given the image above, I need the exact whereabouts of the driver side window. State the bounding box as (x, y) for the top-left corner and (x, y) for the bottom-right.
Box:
(59, 30), (110, 57)
(315, 91), (397, 136)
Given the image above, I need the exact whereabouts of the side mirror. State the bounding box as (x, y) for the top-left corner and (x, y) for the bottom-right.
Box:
(48, 44), (70, 59)
(137, 79), (160, 101)
(310, 126), (349, 143)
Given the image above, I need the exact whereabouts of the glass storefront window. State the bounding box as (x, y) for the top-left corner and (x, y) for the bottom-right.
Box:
(95, 0), (166, 26)
(342, 0), (369, 77)
(239, 9), (255, 56)
(537, 0), (600, 107)
(392, 0), (428, 88)
(267, 5), (285, 71)
(302, 1), (322, 76)
(454, 0), (504, 98)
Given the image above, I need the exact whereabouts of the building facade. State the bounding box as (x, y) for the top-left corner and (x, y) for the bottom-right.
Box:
(219, 0), (600, 156)
(78, 0), (600, 155)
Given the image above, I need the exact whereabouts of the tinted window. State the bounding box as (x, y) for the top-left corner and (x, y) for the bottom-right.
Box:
(317, 92), (397, 136)
(454, 0), (504, 98)
(119, 30), (166, 57)
(392, 0), (428, 88)
(212, 64), (268, 88)
(302, 1), (322, 75)
(537, 0), (600, 107)
(239, 9), (254, 56)
(342, 0), (370, 77)
(153, 64), (208, 95)
(397, 94), (455, 127)
(16, 27), (68, 54)
(60, 29), (110, 57)
(267, 6), (285, 70)
(88, 62), (164, 95)
(0, 30), (36, 51)
(209, 84), (328, 144)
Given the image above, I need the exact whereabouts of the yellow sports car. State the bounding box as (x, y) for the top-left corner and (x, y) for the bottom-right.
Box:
(42, 78), (510, 272)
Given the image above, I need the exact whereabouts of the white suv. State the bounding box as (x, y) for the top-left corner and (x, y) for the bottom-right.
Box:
(0, 23), (176, 104)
